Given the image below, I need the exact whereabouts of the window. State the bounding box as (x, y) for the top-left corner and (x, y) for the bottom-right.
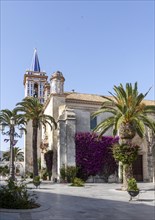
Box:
(33, 83), (38, 97)
(90, 116), (97, 130)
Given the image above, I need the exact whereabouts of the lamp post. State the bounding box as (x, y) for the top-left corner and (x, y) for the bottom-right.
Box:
(0, 117), (24, 181)
(10, 117), (15, 180)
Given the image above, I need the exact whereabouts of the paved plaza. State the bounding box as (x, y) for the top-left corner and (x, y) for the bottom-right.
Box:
(0, 181), (155, 220)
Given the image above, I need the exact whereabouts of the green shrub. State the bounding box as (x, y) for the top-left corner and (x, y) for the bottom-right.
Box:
(60, 165), (66, 182)
(127, 178), (139, 191)
(60, 165), (78, 183)
(66, 166), (78, 183)
(70, 177), (85, 187)
(33, 176), (41, 188)
(33, 176), (40, 182)
(41, 168), (48, 180)
(112, 143), (139, 165)
(0, 179), (39, 209)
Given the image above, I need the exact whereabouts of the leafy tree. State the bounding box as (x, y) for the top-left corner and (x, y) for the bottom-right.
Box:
(15, 97), (57, 177)
(92, 82), (155, 189)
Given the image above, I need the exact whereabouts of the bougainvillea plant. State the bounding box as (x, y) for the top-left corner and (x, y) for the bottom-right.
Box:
(75, 132), (119, 181)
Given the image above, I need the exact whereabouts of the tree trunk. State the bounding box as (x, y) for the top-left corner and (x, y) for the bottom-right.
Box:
(32, 125), (38, 177)
(119, 137), (134, 190)
(118, 162), (123, 183)
(152, 147), (155, 183)
(122, 164), (133, 190)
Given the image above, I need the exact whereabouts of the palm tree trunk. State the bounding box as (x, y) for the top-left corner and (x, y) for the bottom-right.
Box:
(120, 138), (133, 190)
(32, 125), (38, 177)
(118, 162), (123, 183)
(122, 164), (133, 190)
(153, 150), (155, 183)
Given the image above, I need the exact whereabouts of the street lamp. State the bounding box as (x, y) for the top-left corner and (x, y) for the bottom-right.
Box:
(10, 117), (15, 180)
(0, 117), (24, 181)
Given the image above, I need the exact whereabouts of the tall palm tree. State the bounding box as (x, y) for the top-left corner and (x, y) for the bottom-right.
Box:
(0, 109), (26, 179)
(15, 97), (57, 177)
(2, 147), (24, 162)
(2, 147), (24, 174)
(92, 82), (155, 187)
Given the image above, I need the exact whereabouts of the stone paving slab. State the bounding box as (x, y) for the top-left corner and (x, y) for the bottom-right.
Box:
(0, 182), (155, 220)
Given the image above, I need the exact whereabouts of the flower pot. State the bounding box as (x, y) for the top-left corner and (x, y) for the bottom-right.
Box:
(128, 190), (139, 201)
(33, 181), (41, 188)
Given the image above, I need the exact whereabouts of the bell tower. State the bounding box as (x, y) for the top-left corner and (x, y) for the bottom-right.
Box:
(23, 49), (48, 103)
(23, 49), (48, 174)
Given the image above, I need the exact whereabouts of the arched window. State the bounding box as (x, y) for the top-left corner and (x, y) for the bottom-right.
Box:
(33, 83), (38, 98)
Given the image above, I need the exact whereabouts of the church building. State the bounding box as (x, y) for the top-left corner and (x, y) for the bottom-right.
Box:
(23, 49), (154, 182)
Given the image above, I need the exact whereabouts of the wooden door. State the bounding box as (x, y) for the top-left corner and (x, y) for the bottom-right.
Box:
(132, 155), (143, 182)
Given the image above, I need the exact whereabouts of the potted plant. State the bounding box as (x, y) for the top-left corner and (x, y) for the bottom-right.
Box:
(33, 176), (41, 188)
(127, 177), (139, 201)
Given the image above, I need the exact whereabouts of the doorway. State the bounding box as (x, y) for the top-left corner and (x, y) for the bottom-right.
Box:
(132, 155), (143, 182)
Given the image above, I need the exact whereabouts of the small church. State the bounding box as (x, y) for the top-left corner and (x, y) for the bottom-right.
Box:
(23, 49), (154, 182)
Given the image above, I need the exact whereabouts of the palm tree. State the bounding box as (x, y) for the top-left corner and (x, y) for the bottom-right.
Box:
(0, 109), (26, 179)
(15, 97), (57, 177)
(2, 147), (24, 174)
(2, 147), (24, 162)
(92, 82), (155, 188)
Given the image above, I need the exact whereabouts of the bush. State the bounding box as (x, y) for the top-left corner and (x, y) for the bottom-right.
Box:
(33, 176), (40, 182)
(112, 143), (139, 165)
(60, 164), (66, 182)
(33, 176), (41, 188)
(41, 168), (48, 180)
(127, 178), (139, 191)
(70, 177), (84, 187)
(60, 165), (78, 183)
(66, 166), (78, 183)
(0, 179), (39, 209)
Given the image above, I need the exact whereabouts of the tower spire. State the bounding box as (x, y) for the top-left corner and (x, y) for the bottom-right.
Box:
(31, 48), (41, 72)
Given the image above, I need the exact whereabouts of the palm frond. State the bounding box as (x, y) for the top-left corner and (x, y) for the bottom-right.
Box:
(91, 108), (116, 119)
(92, 82), (155, 140)
(93, 116), (115, 137)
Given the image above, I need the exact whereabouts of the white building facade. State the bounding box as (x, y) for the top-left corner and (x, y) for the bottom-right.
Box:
(24, 50), (155, 182)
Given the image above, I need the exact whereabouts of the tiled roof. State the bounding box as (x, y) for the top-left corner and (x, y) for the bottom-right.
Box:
(66, 93), (111, 104)
(65, 92), (155, 105)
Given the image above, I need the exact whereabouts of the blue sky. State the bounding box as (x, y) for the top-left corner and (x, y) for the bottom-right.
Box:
(0, 0), (154, 151)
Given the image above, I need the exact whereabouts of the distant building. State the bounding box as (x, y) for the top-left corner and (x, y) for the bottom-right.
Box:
(24, 49), (155, 182)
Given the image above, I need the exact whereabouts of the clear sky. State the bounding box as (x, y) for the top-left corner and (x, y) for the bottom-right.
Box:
(0, 0), (155, 151)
